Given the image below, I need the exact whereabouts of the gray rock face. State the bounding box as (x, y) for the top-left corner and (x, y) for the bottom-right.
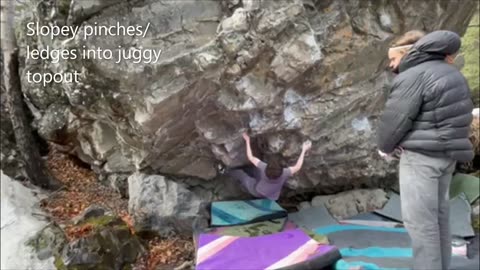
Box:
(128, 173), (208, 236)
(0, 52), (24, 179)
(10, 0), (477, 192)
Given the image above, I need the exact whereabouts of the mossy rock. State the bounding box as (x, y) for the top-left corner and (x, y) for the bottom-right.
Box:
(27, 223), (67, 261)
(57, 215), (145, 270)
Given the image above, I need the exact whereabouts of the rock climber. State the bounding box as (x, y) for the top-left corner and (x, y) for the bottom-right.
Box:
(377, 30), (474, 270)
(223, 132), (311, 201)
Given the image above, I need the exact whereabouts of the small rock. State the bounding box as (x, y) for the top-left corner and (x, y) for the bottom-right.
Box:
(317, 189), (388, 219)
(103, 150), (136, 173)
(220, 32), (246, 55)
(220, 8), (249, 32)
(271, 31), (322, 82)
(37, 103), (69, 142)
(311, 195), (334, 207)
(226, 64), (242, 76)
(72, 205), (111, 225)
(106, 174), (129, 198)
(69, 0), (118, 24)
(298, 201), (312, 210)
(90, 121), (118, 161)
(243, 0), (261, 10)
(227, 0), (240, 7)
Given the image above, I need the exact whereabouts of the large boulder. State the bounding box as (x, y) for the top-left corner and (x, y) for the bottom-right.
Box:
(0, 51), (24, 179)
(128, 173), (209, 236)
(1, 171), (56, 269)
(12, 0), (477, 193)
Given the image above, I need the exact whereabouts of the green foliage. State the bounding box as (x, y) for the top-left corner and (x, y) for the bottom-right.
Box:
(461, 11), (480, 106)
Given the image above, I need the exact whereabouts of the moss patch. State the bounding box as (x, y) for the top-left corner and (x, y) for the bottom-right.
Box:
(54, 255), (67, 270)
(58, 0), (71, 18)
(473, 217), (480, 231)
(82, 215), (119, 228)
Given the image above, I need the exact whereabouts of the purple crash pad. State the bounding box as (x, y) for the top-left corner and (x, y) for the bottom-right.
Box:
(196, 228), (340, 270)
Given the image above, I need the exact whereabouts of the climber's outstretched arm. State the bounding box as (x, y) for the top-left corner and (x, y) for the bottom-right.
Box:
(242, 132), (261, 167)
(289, 141), (312, 175)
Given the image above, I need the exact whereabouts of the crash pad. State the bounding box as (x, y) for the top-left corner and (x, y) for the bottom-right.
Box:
(208, 218), (288, 237)
(195, 229), (341, 270)
(312, 224), (479, 270)
(288, 205), (338, 230)
(450, 173), (480, 204)
(374, 192), (475, 238)
(339, 219), (403, 228)
(210, 199), (286, 226)
(344, 212), (391, 222)
(450, 193), (475, 238)
(205, 218), (329, 244)
(374, 192), (402, 222)
(340, 212), (402, 228)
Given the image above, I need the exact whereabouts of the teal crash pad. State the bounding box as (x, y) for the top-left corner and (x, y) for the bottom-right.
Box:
(210, 199), (286, 226)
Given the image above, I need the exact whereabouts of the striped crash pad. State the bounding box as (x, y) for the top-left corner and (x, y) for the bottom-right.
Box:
(314, 224), (479, 270)
(374, 192), (475, 238)
(195, 228), (341, 270)
(210, 199), (286, 227)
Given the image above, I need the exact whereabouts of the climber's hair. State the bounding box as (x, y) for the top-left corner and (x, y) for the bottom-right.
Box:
(265, 159), (283, 179)
(389, 30), (426, 54)
(391, 30), (426, 47)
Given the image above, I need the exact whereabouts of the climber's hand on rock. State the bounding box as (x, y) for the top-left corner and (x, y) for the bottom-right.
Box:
(242, 132), (250, 142)
(302, 140), (312, 152)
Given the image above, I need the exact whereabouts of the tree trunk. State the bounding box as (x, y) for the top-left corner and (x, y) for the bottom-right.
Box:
(1, 2), (52, 188)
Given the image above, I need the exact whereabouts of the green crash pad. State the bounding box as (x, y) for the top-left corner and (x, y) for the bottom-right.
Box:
(206, 218), (329, 244)
(450, 173), (480, 204)
(209, 218), (287, 237)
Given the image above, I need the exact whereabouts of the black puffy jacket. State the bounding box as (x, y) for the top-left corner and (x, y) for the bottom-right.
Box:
(377, 31), (474, 162)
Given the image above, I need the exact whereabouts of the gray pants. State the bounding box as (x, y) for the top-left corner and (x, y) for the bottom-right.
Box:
(228, 167), (262, 197)
(399, 150), (456, 270)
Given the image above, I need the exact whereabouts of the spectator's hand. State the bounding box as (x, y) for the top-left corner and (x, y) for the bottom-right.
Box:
(242, 132), (250, 142)
(392, 147), (403, 159)
(378, 149), (390, 158)
(302, 140), (312, 152)
(378, 147), (403, 160)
